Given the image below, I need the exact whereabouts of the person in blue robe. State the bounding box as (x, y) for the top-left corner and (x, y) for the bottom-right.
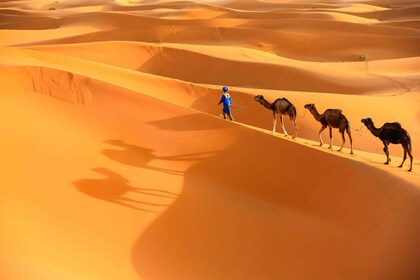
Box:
(218, 86), (234, 121)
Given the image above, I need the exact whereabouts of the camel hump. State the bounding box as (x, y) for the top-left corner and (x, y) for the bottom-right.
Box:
(273, 97), (292, 104)
(282, 97), (292, 104)
(384, 122), (402, 129)
(325, 109), (342, 114)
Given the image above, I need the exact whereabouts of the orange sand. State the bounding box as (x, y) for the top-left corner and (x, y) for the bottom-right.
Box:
(0, 0), (419, 279)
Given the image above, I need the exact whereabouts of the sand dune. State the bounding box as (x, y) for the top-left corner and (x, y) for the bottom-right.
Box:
(1, 0), (419, 279)
(7, 12), (419, 61)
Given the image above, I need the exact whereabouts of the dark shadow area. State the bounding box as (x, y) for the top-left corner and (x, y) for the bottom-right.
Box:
(73, 167), (176, 212)
(132, 113), (420, 280)
(102, 140), (182, 175)
(147, 113), (231, 131)
(137, 47), (356, 94)
(102, 139), (219, 175)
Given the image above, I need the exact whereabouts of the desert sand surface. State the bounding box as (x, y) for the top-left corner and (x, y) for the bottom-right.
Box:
(1, 0), (419, 279)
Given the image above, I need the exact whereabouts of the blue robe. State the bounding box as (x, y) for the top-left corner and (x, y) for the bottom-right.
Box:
(218, 93), (232, 115)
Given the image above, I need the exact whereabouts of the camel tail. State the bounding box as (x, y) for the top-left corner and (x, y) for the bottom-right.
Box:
(345, 120), (351, 132)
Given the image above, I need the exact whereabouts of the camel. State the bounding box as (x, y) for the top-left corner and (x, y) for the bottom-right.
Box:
(304, 103), (353, 154)
(361, 118), (413, 171)
(254, 95), (298, 138)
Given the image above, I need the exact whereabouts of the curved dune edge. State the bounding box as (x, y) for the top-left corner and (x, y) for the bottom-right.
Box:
(1, 1), (419, 279)
(27, 41), (420, 95)
(1, 76), (419, 280)
(0, 46), (418, 158)
(8, 24), (420, 63)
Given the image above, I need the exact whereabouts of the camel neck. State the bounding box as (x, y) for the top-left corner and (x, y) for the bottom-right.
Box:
(259, 98), (272, 110)
(309, 108), (322, 121)
(366, 123), (381, 136)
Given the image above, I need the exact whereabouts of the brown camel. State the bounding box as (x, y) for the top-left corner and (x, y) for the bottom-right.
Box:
(304, 103), (353, 154)
(361, 118), (413, 171)
(254, 95), (298, 138)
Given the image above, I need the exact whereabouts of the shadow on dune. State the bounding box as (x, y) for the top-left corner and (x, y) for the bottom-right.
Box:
(73, 167), (176, 212)
(102, 139), (183, 175)
(147, 113), (231, 131)
(136, 48), (353, 94)
(131, 114), (420, 280)
(102, 139), (219, 174)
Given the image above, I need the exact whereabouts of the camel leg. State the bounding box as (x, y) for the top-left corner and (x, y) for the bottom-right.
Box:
(319, 125), (327, 146)
(346, 127), (353, 154)
(401, 144), (413, 171)
(338, 130), (346, 152)
(383, 142), (390, 164)
(403, 137), (413, 171)
(399, 147), (407, 168)
(272, 115), (277, 134)
(292, 118), (298, 139)
(407, 149), (413, 172)
(280, 115), (288, 136)
(328, 127), (333, 149)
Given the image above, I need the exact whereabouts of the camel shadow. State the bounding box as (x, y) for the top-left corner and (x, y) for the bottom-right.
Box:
(102, 139), (219, 174)
(131, 120), (420, 279)
(73, 167), (177, 212)
(102, 140), (182, 175)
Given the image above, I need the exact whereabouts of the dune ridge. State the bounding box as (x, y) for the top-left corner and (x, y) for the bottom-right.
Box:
(1, 0), (419, 279)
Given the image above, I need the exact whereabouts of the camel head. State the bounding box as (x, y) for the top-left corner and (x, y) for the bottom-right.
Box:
(254, 95), (264, 103)
(361, 118), (373, 126)
(304, 103), (315, 110)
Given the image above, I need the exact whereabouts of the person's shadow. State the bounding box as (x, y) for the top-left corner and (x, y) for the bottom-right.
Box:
(73, 167), (176, 212)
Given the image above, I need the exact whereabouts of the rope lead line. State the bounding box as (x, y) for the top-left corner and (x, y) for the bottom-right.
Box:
(297, 109), (307, 119)
(231, 101), (255, 110)
(229, 102), (363, 136)
(351, 124), (365, 136)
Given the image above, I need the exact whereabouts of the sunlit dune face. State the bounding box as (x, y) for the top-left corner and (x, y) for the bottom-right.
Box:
(0, 0), (419, 279)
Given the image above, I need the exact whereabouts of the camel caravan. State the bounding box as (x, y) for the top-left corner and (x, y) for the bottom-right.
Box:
(247, 93), (413, 171)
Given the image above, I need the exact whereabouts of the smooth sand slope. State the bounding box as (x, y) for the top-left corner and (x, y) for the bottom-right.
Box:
(1, 1), (419, 280)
